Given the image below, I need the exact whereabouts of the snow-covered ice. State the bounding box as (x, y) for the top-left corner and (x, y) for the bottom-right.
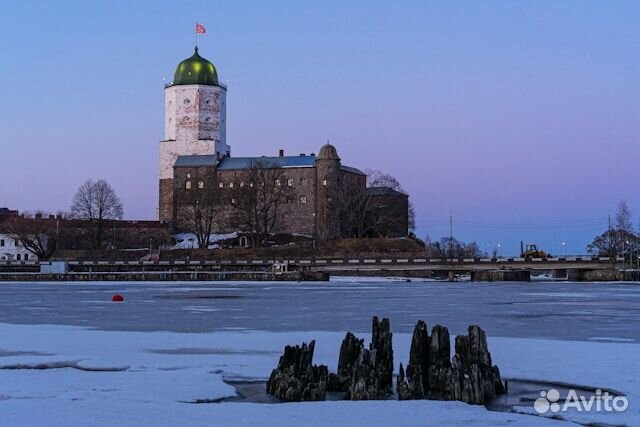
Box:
(1, 278), (639, 426)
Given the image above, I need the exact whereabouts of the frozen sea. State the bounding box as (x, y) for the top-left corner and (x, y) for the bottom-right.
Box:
(0, 277), (639, 341)
(1, 277), (639, 427)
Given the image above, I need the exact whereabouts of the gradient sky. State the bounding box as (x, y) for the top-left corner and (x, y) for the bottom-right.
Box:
(1, 0), (639, 255)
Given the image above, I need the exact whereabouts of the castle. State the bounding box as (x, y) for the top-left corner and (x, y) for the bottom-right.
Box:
(159, 47), (408, 241)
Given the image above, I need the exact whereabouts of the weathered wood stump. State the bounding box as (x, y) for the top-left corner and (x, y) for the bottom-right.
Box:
(266, 340), (328, 402)
(452, 325), (506, 404)
(328, 332), (364, 392)
(370, 316), (394, 395)
(405, 320), (429, 399)
(348, 316), (394, 400)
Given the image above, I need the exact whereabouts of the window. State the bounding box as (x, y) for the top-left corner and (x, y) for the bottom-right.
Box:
(0, 239), (4, 247)
(229, 182), (234, 188)
(205, 117), (211, 122)
(185, 180), (192, 189)
(275, 179), (281, 186)
(322, 177), (327, 186)
(286, 196), (293, 204)
(300, 196), (307, 204)
(299, 178), (307, 186)
(198, 180), (204, 189)
(249, 182), (254, 188)
(24, 254), (29, 261)
(288, 178), (294, 187)
(205, 99), (211, 105)
(16, 254), (21, 261)
(219, 182), (224, 188)
(183, 99), (190, 105)
(231, 198), (236, 205)
(186, 173), (191, 179)
(240, 181), (244, 188)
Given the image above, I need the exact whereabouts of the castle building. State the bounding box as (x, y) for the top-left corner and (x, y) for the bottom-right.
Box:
(159, 48), (408, 241)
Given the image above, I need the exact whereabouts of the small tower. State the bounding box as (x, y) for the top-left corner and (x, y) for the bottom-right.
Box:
(159, 47), (230, 222)
(315, 143), (342, 240)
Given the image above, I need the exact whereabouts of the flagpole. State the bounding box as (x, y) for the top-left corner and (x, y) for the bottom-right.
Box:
(195, 19), (198, 48)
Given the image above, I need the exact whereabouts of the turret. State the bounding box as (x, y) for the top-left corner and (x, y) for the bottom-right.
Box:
(315, 143), (341, 240)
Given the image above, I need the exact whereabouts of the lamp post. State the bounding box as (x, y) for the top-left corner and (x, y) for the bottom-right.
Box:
(561, 241), (566, 257)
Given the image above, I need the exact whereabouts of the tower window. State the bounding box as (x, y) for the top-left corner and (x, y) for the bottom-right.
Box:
(219, 182), (224, 188)
(322, 177), (327, 186)
(183, 99), (190, 105)
(231, 198), (236, 205)
(205, 117), (211, 122)
(185, 180), (192, 189)
(198, 180), (204, 189)
(186, 173), (191, 179)
(229, 182), (234, 188)
(287, 178), (294, 187)
(300, 196), (307, 204)
(249, 182), (254, 188)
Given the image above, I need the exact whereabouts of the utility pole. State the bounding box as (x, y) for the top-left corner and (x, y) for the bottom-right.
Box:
(449, 211), (453, 261)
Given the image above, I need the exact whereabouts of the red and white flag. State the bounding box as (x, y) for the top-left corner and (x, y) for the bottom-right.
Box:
(196, 23), (206, 34)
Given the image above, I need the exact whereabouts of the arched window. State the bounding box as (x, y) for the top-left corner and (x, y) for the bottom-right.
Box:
(322, 177), (327, 186)
(229, 182), (234, 188)
(231, 198), (236, 205)
(24, 254), (29, 261)
(275, 179), (281, 186)
(219, 182), (224, 188)
(198, 180), (204, 189)
(16, 254), (21, 261)
(288, 178), (294, 187)
(185, 180), (192, 189)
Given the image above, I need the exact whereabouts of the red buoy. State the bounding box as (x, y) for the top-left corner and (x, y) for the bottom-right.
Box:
(112, 294), (124, 302)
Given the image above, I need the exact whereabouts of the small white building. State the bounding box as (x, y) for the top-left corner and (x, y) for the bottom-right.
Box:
(0, 234), (34, 261)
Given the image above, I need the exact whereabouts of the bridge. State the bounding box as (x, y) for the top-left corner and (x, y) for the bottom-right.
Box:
(1, 255), (633, 282)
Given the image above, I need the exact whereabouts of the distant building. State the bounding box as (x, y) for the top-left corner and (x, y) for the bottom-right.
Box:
(0, 208), (32, 261)
(159, 48), (409, 239)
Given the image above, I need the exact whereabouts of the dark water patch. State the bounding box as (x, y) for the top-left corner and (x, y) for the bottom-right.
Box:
(146, 347), (278, 356)
(154, 294), (243, 300)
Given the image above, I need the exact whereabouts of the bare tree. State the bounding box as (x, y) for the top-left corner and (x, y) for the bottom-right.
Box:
(232, 161), (293, 247)
(340, 181), (375, 238)
(366, 169), (415, 233)
(615, 200), (633, 233)
(70, 179), (124, 249)
(177, 188), (218, 249)
(4, 212), (60, 260)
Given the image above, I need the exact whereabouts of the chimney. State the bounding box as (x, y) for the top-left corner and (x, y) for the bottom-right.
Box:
(279, 149), (284, 157)
(299, 153), (305, 157)
(35, 213), (42, 219)
(49, 214), (55, 219)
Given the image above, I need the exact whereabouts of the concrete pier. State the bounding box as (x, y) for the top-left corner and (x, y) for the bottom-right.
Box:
(470, 270), (530, 282)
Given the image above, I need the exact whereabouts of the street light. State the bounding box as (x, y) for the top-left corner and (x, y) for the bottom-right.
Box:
(561, 242), (566, 257)
(497, 243), (502, 257)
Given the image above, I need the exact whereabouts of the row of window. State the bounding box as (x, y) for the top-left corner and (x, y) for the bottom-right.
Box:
(186, 177), (328, 190)
(0, 253), (30, 261)
(0, 239), (20, 247)
(225, 196), (308, 205)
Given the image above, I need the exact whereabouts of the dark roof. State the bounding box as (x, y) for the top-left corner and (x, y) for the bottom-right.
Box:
(174, 155), (218, 168)
(217, 156), (316, 170)
(365, 187), (407, 197)
(174, 154), (366, 175)
(341, 165), (366, 176)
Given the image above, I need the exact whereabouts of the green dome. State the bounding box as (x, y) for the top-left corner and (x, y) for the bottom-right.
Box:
(172, 47), (219, 86)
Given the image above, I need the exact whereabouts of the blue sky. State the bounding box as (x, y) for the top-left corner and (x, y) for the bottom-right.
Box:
(1, 1), (639, 254)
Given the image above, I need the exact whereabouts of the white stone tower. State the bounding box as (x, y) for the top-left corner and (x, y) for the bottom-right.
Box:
(159, 47), (230, 222)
